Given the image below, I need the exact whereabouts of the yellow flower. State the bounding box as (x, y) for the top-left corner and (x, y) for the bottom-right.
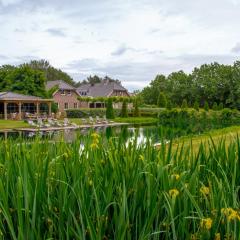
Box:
(90, 143), (98, 149)
(200, 218), (212, 230)
(215, 233), (221, 240)
(172, 174), (180, 180)
(91, 132), (100, 139)
(169, 189), (179, 198)
(221, 208), (240, 221)
(200, 186), (210, 195)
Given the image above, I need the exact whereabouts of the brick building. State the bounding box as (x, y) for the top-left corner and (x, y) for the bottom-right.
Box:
(46, 80), (82, 113)
(46, 79), (131, 112)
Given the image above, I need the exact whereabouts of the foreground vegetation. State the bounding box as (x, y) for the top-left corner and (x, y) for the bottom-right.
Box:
(0, 131), (239, 239)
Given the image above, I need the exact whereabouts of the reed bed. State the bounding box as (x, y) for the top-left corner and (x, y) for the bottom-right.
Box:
(0, 132), (239, 239)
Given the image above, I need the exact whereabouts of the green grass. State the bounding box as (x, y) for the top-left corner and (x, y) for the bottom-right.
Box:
(115, 117), (158, 125)
(173, 125), (240, 152)
(0, 131), (239, 239)
(0, 120), (29, 130)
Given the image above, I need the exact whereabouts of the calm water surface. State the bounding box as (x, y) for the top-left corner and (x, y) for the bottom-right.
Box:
(0, 125), (182, 144)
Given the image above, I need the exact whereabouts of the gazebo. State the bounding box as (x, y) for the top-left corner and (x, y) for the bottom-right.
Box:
(0, 92), (53, 120)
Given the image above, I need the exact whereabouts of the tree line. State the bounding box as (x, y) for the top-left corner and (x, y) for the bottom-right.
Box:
(0, 59), (122, 98)
(140, 61), (240, 109)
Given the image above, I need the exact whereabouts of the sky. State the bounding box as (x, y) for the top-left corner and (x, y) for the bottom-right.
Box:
(0, 0), (240, 91)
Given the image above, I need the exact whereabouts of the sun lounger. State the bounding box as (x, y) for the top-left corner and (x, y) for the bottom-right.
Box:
(27, 120), (38, 127)
(89, 116), (95, 124)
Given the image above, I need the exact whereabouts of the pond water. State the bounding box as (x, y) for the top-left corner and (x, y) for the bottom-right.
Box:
(0, 125), (186, 144)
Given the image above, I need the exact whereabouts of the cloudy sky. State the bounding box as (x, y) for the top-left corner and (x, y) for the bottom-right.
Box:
(0, 0), (240, 90)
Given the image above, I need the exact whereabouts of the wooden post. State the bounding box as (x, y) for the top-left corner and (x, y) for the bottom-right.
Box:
(36, 102), (39, 117)
(4, 102), (7, 120)
(18, 102), (22, 120)
(48, 102), (52, 117)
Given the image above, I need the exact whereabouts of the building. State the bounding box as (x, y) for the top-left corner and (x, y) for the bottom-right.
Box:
(77, 80), (130, 108)
(46, 80), (81, 112)
(46, 79), (131, 111)
(0, 92), (53, 120)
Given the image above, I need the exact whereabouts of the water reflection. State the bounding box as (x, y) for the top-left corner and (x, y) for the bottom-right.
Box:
(0, 125), (189, 144)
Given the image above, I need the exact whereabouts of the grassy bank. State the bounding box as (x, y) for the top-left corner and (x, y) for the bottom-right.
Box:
(0, 120), (29, 130)
(0, 132), (239, 239)
(115, 117), (158, 125)
(173, 125), (240, 152)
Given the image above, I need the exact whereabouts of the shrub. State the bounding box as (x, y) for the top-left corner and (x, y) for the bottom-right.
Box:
(193, 100), (199, 111)
(204, 101), (209, 111)
(157, 92), (167, 108)
(106, 98), (115, 119)
(133, 99), (140, 117)
(212, 102), (218, 111)
(166, 100), (172, 110)
(120, 99), (128, 117)
(181, 99), (188, 109)
(66, 108), (122, 118)
(218, 102), (224, 110)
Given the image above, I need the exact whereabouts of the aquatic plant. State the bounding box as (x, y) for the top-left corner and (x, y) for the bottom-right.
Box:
(0, 132), (239, 239)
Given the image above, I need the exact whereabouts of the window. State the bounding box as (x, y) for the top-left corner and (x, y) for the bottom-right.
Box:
(66, 90), (71, 95)
(60, 89), (65, 95)
(64, 103), (69, 109)
(81, 91), (87, 96)
(74, 103), (78, 109)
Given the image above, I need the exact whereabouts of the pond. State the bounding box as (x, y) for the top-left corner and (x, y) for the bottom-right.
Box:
(0, 125), (188, 144)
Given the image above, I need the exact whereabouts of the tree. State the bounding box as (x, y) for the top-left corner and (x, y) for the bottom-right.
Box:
(204, 101), (209, 111)
(157, 92), (167, 108)
(24, 59), (75, 86)
(106, 98), (115, 119)
(193, 100), (199, 111)
(212, 102), (218, 111)
(133, 99), (140, 117)
(166, 100), (172, 110)
(121, 99), (128, 117)
(181, 99), (188, 109)
(218, 102), (224, 110)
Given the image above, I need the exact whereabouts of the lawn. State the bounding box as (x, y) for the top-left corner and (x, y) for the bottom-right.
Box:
(173, 125), (240, 152)
(0, 120), (30, 129)
(114, 117), (158, 125)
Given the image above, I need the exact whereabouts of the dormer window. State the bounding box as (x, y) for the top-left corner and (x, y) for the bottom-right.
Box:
(60, 89), (65, 95)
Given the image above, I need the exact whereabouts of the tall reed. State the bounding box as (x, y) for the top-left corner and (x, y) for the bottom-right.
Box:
(0, 131), (239, 239)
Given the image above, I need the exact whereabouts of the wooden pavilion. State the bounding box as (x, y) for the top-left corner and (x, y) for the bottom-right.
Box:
(0, 92), (53, 120)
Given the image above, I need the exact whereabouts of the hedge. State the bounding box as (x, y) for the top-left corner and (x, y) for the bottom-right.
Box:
(66, 108), (121, 118)
(158, 108), (240, 134)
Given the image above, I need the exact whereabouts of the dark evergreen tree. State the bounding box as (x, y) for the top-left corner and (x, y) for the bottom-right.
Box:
(133, 99), (140, 117)
(106, 98), (115, 119)
(121, 99), (128, 117)
(212, 102), (218, 111)
(218, 102), (224, 110)
(157, 92), (167, 108)
(181, 99), (188, 109)
(193, 100), (199, 111)
(204, 101), (209, 111)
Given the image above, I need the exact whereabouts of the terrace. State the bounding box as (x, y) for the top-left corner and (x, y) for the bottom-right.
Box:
(0, 92), (53, 120)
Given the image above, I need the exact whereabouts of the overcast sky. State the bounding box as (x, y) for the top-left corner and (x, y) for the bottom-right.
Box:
(0, 0), (240, 90)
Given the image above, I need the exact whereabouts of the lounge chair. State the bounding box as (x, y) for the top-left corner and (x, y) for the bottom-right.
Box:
(89, 116), (95, 125)
(37, 118), (50, 128)
(27, 120), (38, 128)
(96, 116), (103, 124)
(63, 118), (70, 127)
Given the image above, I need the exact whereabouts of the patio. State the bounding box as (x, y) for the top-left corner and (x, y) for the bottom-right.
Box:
(0, 92), (53, 120)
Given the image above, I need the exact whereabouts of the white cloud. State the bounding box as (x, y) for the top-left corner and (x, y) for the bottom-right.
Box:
(0, 0), (239, 90)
